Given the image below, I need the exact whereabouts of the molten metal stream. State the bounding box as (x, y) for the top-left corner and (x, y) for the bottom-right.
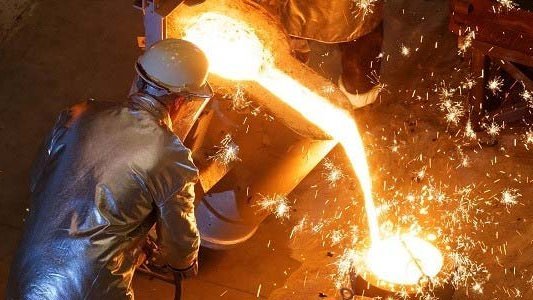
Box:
(184, 12), (379, 240)
(183, 12), (442, 287)
(258, 69), (380, 241)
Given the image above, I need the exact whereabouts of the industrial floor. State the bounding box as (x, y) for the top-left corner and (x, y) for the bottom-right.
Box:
(0, 1), (532, 300)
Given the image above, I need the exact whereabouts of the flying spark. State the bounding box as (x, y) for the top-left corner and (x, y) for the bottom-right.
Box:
(322, 159), (345, 187)
(400, 44), (411, 57)
(353, 0), (379, 17)
(209, 134), (241, 166)
(472, 282), (484, 294)
(484, 122), (501, 137)
(496, 0), (518, 10)
(444, 103), (465, 125)
(330, 229), (345, 245)
(437, 87), (465, 125)
(414, 166), (427, 182)
(499, 188), (521, 207)
(230, 84), (252, 110)
(256, 194), (291, 220)
(333, 249), (361, 288)
(487, 76), (504, 95)
(459, 29), (476, 55)
(464, 120), (477, 140)
(461, 75), (476, 89)
(459, 155), (471, 168)
(439, 87), (456, 103)
(368, 70), (387, 93)
(524, 129), (533, 146)
(290, 215), (308, 238)
(520, 89), (532, 107)
(448, 252), (489, 291)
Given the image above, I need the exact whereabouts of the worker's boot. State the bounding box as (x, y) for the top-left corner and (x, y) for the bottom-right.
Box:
(339, 23), (384, 108)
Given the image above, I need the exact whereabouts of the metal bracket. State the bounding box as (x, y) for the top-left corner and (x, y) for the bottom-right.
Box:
(132, 0), (147, 11)
(136, 0), (208, 47)
(133, 0), (185, 14)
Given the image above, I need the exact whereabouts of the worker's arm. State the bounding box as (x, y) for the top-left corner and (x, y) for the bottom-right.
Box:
(152, 141), (200, 273)
(156, 179), (200, 271)
(30, 109), (71, 192)
(30, 102), (90, 192)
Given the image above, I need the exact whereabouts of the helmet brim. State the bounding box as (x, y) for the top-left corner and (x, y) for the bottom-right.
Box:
(135, 62), (214, 98)
(183, 81), (213, 99)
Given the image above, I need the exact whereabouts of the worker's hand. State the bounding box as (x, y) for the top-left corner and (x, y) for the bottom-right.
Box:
(141, 234), (168, 267)
(169, 260), (198, 281)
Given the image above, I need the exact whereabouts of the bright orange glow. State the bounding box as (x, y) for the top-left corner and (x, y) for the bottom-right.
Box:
(366, 235), (443, 285)
(182, 12), (442, 287)
(183, 13), (270, 81)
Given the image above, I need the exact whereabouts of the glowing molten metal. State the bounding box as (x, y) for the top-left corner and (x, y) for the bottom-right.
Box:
(183, 12), (442, 288)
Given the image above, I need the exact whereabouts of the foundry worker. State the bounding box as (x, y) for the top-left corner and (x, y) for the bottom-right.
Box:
(7, 39), (211, 299)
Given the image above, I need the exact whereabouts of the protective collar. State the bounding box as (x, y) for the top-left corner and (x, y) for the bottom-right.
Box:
(129, 93), (173, 129)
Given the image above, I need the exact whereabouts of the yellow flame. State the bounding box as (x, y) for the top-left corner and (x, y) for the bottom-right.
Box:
(182, 12), (442, 287)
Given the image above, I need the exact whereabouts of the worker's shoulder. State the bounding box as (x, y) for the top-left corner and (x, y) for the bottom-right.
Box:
(71, 98), (118, 111)
(161, 135), (196, 164)
(156, 135), (198, 177)
(64, 99), (121, 121)
(46, 99), (114, 129)
(64, 99), (171, 145)
(69, 98), (159, 128)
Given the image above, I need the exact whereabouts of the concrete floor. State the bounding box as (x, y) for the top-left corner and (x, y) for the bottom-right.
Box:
(1, 0), (532, 299)
(0, 0), (33, 43)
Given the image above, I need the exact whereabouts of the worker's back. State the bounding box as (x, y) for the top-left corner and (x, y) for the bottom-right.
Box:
(7, 98), (198, 299)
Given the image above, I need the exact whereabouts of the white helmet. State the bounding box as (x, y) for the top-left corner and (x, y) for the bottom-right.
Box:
(136, 39), (213, 98)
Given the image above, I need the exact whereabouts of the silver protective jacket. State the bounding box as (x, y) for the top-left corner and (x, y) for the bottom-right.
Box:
(7, 94), (200, 299)
(280, 0), (383, 43)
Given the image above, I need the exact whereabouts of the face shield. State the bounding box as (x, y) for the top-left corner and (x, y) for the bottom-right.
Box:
(132, 56), (214, 140)
(169, 93), (211, 140)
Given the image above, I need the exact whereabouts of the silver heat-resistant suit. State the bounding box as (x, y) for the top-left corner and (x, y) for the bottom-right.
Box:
(7, 94), (200, 299)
